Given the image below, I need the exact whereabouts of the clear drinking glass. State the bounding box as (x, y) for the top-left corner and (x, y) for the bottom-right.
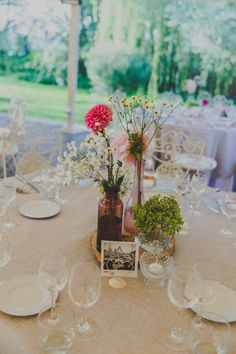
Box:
(39, 255), (68, 320)
(183, 190), (201, 228)
(0, 179), (16, 229)
(37, 303), (75, 354)
(174, 172), (191, 198)
(191, 173), (208, 214)
(0, 227), (11, 268)
(163, 265), (201, 351)
(190, 313), (231, 354)
(68, 262), (101, 341)
(220, 195), (236, 239)
(192, 262), (220, 331)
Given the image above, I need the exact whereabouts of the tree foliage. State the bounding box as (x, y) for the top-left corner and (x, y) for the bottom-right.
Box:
(0, 0), (235, 97)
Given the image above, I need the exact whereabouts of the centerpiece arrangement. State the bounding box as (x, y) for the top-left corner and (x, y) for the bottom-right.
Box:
(58, 96), (179, 253)
(133, 194), (184, 254)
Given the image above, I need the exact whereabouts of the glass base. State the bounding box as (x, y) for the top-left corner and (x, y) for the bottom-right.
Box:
(220, 228), (235, 239)
(76, 318), (97, 342)
(162, 329), (189, 352)
(3, 221), (15, 230)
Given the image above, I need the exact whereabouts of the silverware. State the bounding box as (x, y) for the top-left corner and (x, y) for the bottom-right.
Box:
(15, 174), (40, 193)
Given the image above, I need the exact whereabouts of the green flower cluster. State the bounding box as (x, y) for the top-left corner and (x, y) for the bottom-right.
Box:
(132, 194), (184, 235)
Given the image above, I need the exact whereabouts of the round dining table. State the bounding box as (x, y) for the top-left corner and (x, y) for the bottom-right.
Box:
(1, 182), (236, 354)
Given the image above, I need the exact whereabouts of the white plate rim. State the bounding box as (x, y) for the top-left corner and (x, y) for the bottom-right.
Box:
(0, 273), (58, 316)
(190, 281), (236, 323)
(19, 200), (60, 219)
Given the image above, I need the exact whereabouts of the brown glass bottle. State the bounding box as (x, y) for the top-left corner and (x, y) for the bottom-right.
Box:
(96, 188), (123, 252)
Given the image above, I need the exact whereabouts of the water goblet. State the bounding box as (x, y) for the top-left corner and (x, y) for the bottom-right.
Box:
(219, 194), (236, 240)
(183, 190), (201, 229)
(163, 265), (201, 351)
(191, 173), (208, 215)
(192, 262), (220, 327)
(0, 179), (16, 229)
(190, 313), (231, 354)
(0, 227), (11, 268)
(39, 255), (68, 320)
(37, 303), (75, 354)
(173, 172), (191, 199)
(68, 262), (101, 341)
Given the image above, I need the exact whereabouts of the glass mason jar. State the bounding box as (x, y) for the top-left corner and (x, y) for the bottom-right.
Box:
(96, 187), (123, 252)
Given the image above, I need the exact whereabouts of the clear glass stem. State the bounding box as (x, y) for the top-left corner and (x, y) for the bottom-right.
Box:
(174, 307), (183, 339)
(78, 309), (90, 333)
(50, 289), (57, 321)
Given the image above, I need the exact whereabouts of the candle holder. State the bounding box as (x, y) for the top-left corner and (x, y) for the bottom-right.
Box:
(140, 252), (174, 287)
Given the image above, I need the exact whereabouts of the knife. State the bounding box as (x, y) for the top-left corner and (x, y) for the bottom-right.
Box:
(15, 174), (40, 193)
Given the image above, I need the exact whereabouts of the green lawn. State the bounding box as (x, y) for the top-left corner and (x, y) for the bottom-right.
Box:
(0, 76), (105, 125)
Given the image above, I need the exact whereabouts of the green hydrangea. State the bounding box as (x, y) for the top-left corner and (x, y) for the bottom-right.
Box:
(132, 194), (184, 235)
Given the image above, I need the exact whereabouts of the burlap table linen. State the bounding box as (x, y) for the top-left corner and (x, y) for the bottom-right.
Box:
(1, 184), (236, 354)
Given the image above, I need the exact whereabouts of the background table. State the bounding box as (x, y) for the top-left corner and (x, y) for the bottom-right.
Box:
(1, 184), (236, 354)
(164, 107), (236, 192)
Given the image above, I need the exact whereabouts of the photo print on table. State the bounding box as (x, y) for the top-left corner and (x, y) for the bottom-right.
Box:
(101, 241), (139, 278)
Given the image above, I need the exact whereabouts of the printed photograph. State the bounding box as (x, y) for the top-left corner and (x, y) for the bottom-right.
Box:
(101, 241), (139, 278)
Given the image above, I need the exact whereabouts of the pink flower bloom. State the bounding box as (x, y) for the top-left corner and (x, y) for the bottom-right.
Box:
(85, 104), (112, 132)
(202, 99), (209, 106)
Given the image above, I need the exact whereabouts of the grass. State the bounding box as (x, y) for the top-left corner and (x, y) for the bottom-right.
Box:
(0, 76), (105, 125)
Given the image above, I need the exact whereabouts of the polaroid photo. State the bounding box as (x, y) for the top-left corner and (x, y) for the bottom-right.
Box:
(101, 240), (139, 278)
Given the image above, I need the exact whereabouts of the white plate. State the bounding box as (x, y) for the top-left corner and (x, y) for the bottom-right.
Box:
(174, 153), (217, 171)
(0, 274), (58, 316)
(19, 200), (60, 219)
(190, 280), (236, 323)
(0, 323), (30, 353)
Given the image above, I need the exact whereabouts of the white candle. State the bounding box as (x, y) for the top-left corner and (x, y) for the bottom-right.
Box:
(148, 263), (163, 275)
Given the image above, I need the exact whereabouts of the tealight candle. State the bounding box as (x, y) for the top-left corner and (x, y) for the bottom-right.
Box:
(148, 262), (163, 275)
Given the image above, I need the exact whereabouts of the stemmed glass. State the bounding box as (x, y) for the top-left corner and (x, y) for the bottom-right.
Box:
(37, 303), (75, 354)
(173, 172), (191, 199)
(191, 262), (221, 337)
(0, 227), (11, 268)
(39, 255), (68, 320)
(0, 179), (16, 229)
(163, 265), (201, 351)
(191, 173), (208, 214)
(183, 190), (201, 229)
(68, 262), (101, 341)
(220, 194), (236, 241)
(189, 313), (231, 354)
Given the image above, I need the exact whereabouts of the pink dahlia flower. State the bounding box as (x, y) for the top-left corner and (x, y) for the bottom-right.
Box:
(202, 99), (209, 106)
(85, 104), (112, 132)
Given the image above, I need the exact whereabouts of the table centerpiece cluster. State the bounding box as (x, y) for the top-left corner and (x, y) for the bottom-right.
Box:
(58, 95), (181, 254)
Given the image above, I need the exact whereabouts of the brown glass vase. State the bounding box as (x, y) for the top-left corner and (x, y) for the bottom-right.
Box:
(96, 187), (123, 252)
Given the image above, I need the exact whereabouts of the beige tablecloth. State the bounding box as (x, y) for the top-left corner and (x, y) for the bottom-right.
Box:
(1, 185), (236, 354)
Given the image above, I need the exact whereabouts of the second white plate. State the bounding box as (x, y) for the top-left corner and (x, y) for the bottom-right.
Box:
(19, 200), (60, 219)
(0, 273), (58, 316)
(190, 281), (236, 323)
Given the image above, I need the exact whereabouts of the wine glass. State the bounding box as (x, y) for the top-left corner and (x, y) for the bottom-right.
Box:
(39, 255), (68, 320)
(37, 303), (75, 354)
(0, 197), (8, 228)
(0, 227), (11, 268)
(192, 262), (220, 328)
(0, 179), (16, 229)
(163, 265), (201, 351)
(191, 173), (208, 214)
(183, 190), (201, 229)
(220, 194), (236, 240)
(68, 262), (101, 341)
(173, 172), (191, 199)
(190, 313), (231, 354)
